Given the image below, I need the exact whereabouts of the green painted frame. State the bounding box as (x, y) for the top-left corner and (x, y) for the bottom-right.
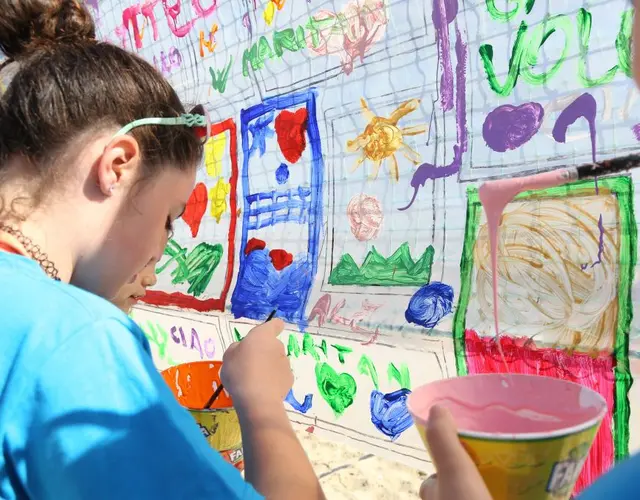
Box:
(452, 176), (636, 461)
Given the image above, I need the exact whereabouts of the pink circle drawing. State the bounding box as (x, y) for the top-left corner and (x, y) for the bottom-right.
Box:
(347, 194), (383, 241)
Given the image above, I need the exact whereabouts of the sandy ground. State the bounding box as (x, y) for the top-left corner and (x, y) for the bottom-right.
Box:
(295, 429), (427, 499)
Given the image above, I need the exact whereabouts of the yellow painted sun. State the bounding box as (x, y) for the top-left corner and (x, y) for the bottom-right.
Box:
(347, 98), (427, 181)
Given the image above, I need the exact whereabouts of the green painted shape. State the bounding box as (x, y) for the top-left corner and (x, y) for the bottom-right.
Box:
(484, 0), (520, 22)
(233, 327), (243, 342)
(478, 21), (528, 97)
(520, 15), (572, 87)
(357, 355), (379, 390)
(141, 321), (177, 366)
(209, 56), (233, 94)
(388, 362), (411, 389)
(616, 10), (634, 78)
(287, 334), (301, 357)
(577, 8), (618, 88)
(452, 177), (635, 462)
(331, 344), (353, 364)
(158, 239), (223, 297)
(303, 333), (326, 361)
(315, 362), (357, 416)
(328, 242), (435, 286)
(273, 28), (303, 56)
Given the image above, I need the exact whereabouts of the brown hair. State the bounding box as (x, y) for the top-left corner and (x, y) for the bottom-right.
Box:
(0, 0), (202, 213)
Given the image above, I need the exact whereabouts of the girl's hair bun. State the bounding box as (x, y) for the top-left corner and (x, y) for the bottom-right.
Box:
(0, 0), (96, 60)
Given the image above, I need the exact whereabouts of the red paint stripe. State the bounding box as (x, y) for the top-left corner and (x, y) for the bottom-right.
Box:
(464, 329), (615, 495)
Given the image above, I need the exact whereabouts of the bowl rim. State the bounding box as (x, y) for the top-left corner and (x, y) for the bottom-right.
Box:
(407, 373), (608, 441)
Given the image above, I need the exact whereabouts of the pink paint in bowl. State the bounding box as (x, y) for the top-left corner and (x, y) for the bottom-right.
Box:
(407, 374), (608, 500)
(407, 373), (606, 439)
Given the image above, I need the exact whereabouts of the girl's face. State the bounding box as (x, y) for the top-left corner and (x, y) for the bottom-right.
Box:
(112, 259), (158, 313)
(88, 166), (196, 300)
(66, 132), (197, 300)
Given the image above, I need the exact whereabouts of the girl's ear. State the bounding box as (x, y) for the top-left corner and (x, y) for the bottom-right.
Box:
(96, 134), (141, 196)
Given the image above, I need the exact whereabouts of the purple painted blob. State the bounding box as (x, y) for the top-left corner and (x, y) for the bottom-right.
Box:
(400, 25), (467, 211)
(552, 92), (597, 163)
(432, 0), (459, 111)
(482, 102), (544, 153)
(632, 124), (640, 141)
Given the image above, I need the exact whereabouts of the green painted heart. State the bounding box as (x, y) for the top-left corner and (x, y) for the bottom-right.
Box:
(315, 362), (357, 416)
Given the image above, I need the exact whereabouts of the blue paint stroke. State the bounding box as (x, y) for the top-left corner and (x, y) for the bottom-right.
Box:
(247, 111), (275, 158)
(405, 282), (454, 329)
(400, 22), (467, 211)
(231, 248), (313, 326)
(245, 186), (312, 230)
(234, 89), (323, 330)
(276, 163), (290, 184)
(285, 389), (314, 413)
(370, 389), (413, 441)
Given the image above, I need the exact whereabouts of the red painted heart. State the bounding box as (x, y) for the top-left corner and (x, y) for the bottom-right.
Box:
(182, 182), (208, 238)
(269, 249), (293, 270)
(274, 108), (308, 164)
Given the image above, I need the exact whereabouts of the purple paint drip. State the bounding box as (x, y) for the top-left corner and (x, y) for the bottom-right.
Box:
(483, 102), (544, 153)
(581, 214), (605, 270)
(552, 93), (597, 164)
(432, 0), (458, 111)
(632, 124), (640, 141)
(399, 24), (467, 211)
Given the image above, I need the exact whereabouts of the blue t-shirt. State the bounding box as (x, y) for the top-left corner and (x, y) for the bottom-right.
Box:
(0, 253), (263, 499)
(578, 451), (639, 498)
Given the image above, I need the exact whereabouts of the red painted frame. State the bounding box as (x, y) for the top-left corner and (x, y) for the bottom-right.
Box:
(142, 118), (238, 312)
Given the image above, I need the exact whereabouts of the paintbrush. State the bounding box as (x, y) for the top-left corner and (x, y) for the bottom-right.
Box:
(564, 153), (640, 180)
(203, 309), (278, 410)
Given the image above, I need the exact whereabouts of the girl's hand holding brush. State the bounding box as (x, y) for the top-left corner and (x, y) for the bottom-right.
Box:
(220, 317), (325, 499)
(220, 316), (292, 412)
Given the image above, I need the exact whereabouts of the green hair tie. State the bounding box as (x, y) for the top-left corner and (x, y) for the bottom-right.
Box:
(114, 113), (208, 138)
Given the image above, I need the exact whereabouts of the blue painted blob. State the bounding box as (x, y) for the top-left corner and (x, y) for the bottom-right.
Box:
(247, 111), (275, 158)
(405, 281), (454, 329)
(285, 389), (313, 414)
(231, 248), (312, 328)
(275, 163), (290, 184)
(369, 389), (413, 441)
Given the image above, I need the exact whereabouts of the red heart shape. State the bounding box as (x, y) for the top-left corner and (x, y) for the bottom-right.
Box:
(269, 249), (293, 270)
(275, 108), (308, 164)
(182, 182), (208, 238)
(245, 237), (266, 256)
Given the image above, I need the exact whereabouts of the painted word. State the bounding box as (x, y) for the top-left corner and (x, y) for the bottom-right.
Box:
(122, 1), (159, 49)
(480, 9), (632, 96)
(121, 0), (218, 50)
(170, 326), (217, 360)
(308, 293), (382, 339)
(242, 17), (334, 77)
(153, 47), (182, 76)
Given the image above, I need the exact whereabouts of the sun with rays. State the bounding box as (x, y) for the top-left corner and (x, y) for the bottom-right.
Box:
(347, 98), (427, 181)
